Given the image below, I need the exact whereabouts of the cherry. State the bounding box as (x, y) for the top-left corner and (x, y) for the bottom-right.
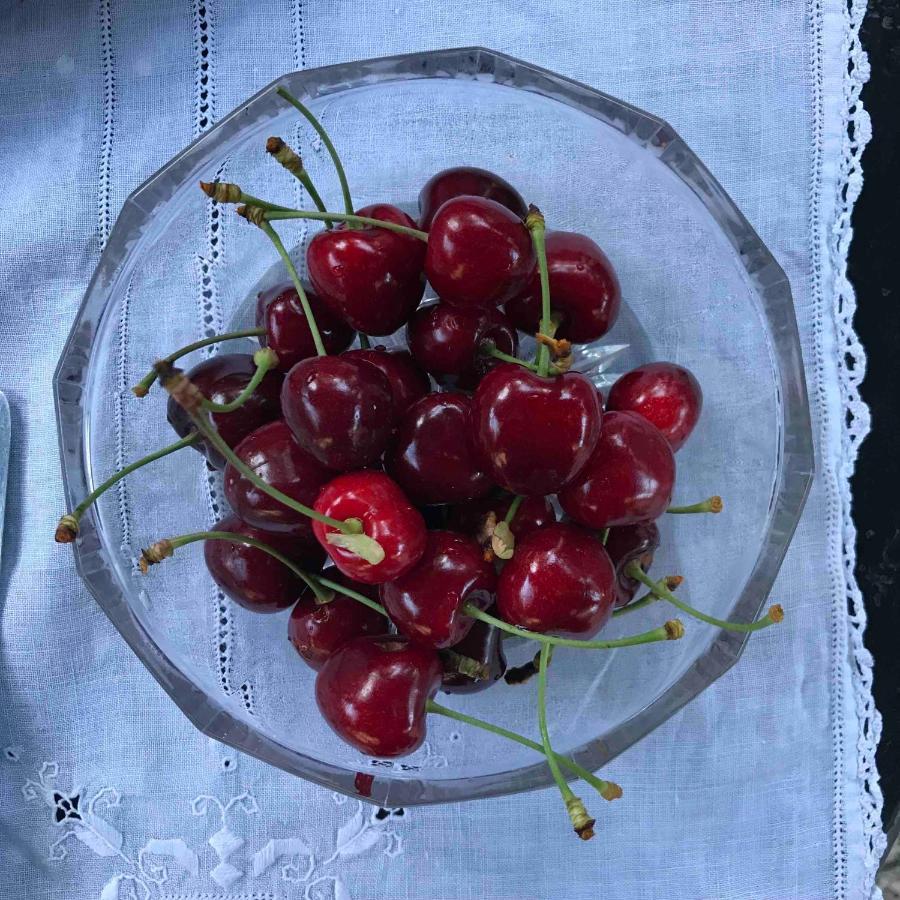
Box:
(315, 635), (443, 757)
(504, 231), (621, 343)
(281, 356), (394, 471)
(559, 411), (676, 527)
(447, 493), (556, 544)
(204, 514), (324, 613)
(440, 607), (507, 694)
(256, 282), (355, 371)
(607, 362), (702, 451)
(312, 471), (427, 584)
(471, 364), (602, 496)
(386, 393), (493, 505)
(496, 523), (615, 636)
(307, 203), (426, 335)
(379, 530), (496, 648)
(223, 420), (331, 543)
(604, 522), (661, 607)
(424, 196), (535, 310)
(406, 301), (518, 389)
(288, 572), (384, 670)
(167, 353), (283, 469)
(341, 346), (430, 419)
(418, 166), (527, 230)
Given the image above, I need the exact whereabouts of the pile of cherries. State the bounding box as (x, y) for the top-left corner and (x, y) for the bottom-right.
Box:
(58, 90), (780, 840)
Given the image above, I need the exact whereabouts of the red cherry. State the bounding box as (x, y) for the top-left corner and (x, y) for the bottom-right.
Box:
(168, 354), (283, 468)
(604, 522), (661, 607)
(607, 362), (702, 451)
(419, 166), (527, 230)
(406, 301), (518, 389)
(386, 393), (493, 505)
(341, 346), (430, 419)
(223, 420), (331, 543)
(424, 197), (535, 310)
(497, 523), (615, 636)
(379, 531), (496, 648)
(447, 493), (556, 544)
(559, 411), (676, 527)
(204, 514), (324, 613)
(504, 231), (621, 343)
(313, 471), (427, 584)
(281, 356), (394, 471)
(288, 573), (384, 670)
(307, 204), (426, 335)
(471, 364), (602, 496)
(315, 635), (442, 757)
(440, 605), (507, 694)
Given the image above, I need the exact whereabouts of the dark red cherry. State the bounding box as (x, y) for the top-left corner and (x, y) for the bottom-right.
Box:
(341, 347), (430, 419)
(497, 523), (615, 636)
(607, 362), (702, 451)
(168, 353), (283, 469)
(204, 514), (324, 613)
(315, 635), (442, 757)
(559, 411), (676, 527)
(288, 573), (384, 670)
(504, 231), (621, 343)
(307, 204), (426, 335)
(312, 471), (427, 584)
(281, 356), (393, 471)
(386, 393), (493, 505)
(419, 166), (528, 230)
(256, 282), (355, 371)
(604, 522), (661, 607)
(424, 197), (535, 311)
(379, 530), (496, 649)
(471, 364), (602, 496)
(440, 606), (507, 694)
(223, 420), (331, 543)
(406, 302), (518, 389)
(447, 493), (556, 544)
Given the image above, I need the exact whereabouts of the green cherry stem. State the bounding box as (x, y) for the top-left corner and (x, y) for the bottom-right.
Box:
(263, 208), (428, 241)
(200, 348), (278, 413)
(199, 181), (293, 212)
(357, 333), (371, 350)
(667, 495), (723, 514)
(599, 527), (610, 545)
(482, 341), (540, 372)
(132, 327), (266, 397)
(265, 136), (329, 220)
(526, 205), (553, 378)
(504, 494), (525, 526)
(625, 562), (784, 632)
(54, 432), (201, 542)
(612, 576), (683, 618)
(276, 86), (355, 219)
(314, 573), (389, 618)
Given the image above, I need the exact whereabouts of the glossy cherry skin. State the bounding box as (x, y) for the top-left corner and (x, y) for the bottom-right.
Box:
(380, 530), (496, 649)
(497, 523), (616, 637)
(281, 356), (394, 471)
(406, 302), (518, 390)
(168, 354), (284, 469)
(204, 514), (324, 613)
(341, 347), (430, 419)
(313, 471), (427, 584)
(419, 166), (528, 230)
(607, 362), (703, 451)
(447, 493), (556, 544)
(504, 231), (621, 343)
(386, 393), (493, 505)
(223, 420), (331, 543)
(471, 364), (602, 496)
(559, 411), (676, 528)
(440, 607), (507, 694)
(288, 573), (385, 670)
(424, 197), (535, 311)
(307, 204), (426, 336)
(604, 522), (661, 608)
(315, 635), (443, 757)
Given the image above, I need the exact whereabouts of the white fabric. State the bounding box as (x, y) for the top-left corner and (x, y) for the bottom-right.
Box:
(0, 2), (880, 898)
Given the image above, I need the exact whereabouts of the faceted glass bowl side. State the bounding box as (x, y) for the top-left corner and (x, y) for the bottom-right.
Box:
(54, 48), (813, 806)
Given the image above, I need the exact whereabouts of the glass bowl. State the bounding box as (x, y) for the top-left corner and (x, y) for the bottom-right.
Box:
(54, 47), (814, 806)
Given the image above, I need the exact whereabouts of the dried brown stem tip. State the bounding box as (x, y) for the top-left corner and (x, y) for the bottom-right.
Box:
(266, 136), (304, 175)
(200, 181), (242, 203)
(708, 495), (724, 513)
(665, 575), (684, 590)
(664, 619), (685, 640)
(600, 781), (623, 802)
(131, 383), (149, 398)
(504, 651), (543, 686)
(235, 204), (266, 227)
(524, 203), (545, 230)
(442, 650), (491, 681)
(551, 353), (574, 373)
(55, 514), (79, 543)
(153, 361), (205, 414)
(139, 539), (174, 573)
(768, 604), (785, 624)
(565, 797), (595, 841)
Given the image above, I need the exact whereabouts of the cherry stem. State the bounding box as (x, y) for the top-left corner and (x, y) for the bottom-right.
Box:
(263, 208), (428, 241)
(426, 700), (621, 802)
(314, 573), (389, 618)
(201, 348), (278, 413)
(199, 181), (294, 212)
(276, 87), (354, 219)
(357, 333), (371, 350)
(612, 576), (682, 618)
(526, 205), (553, 378)
(54, 432), (201, 542)
(132, 328), (266, 397)
(625, 562), (784, 632)
(266, 136), (329, 221)
(462, 604), (684, 649)
(504, 494), (525, 526)
(482, 341), (540, 372)
(599, 527), (610, 545)
(667, 495), (723, 515)
(441, 650), (490, 681)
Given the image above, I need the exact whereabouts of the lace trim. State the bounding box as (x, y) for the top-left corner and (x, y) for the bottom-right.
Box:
(97, 0), (115, 247)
